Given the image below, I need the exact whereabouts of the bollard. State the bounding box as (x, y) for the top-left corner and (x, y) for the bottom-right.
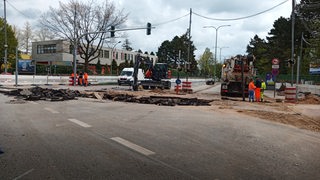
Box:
(182, 81), (193, 93)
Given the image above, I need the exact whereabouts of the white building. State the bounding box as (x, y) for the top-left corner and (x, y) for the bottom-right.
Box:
(31, 39), (157, 66)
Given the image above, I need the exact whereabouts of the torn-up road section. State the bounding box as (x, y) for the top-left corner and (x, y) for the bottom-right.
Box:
(1, 86), (213, 106)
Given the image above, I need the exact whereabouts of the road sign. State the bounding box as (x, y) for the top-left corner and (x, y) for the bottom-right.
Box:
(175, 78), (181, 84)
(272, 58), (279, 65)
(272, 64), (279, 69)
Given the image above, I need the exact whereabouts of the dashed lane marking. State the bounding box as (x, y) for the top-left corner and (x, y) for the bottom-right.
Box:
(13, 169), (34, 180)
(68, 118), (92, 128)
(44, 107), (60, 114)
(111, 137), (155, 156)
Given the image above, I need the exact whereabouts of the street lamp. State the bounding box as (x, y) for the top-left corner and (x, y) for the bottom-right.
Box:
(110, 41), (121, 75)
(219, 46), (229, 63)
(204, 25), (231, 79)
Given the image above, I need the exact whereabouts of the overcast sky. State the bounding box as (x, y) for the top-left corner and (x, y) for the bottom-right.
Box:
(1, 0), (296, 61)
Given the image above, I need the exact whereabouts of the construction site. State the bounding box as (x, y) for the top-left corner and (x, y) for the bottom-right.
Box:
(1, 82), (319, 133)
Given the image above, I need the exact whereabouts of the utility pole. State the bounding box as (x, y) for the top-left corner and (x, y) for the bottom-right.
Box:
(73, 5), (78, 86)
(4, 0), (8, 74)
(186, 8), (192, 81)
(291, 0), (296, 86)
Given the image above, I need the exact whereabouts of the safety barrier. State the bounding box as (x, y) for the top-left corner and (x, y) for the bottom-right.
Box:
(69, 76), (77, 86)
(285, 87), (296, 103)
(182, 81), (192, 93)
(174, 85), (181, 94)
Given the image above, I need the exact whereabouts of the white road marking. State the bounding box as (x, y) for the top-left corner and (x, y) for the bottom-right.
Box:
(111, 137), (155, 156)
(68, 118), (92, 128)
(44, 107), (59, 114)
(13, 168), (34, 180)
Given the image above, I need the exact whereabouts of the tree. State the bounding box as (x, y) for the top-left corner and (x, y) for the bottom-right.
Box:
(0, 18), (18, 73)
(198, 48), (213, 77)
(246, 35), (270, 75)
(297, 0), (320, 74)
(111, 59), (118, 75)
(118, 59), (130, 71)
(39, 0), (128, 72)
(20, 22), (33, 54)
(157, 32), (197, 73)
(34, 26), (56, 41)
(122, 39), (133, 51)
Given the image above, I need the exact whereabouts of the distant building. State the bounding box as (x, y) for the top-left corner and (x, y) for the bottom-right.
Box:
(31, 39), (157, 67)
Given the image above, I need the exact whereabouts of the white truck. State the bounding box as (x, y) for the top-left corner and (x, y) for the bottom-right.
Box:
(118, 68), (144, 86)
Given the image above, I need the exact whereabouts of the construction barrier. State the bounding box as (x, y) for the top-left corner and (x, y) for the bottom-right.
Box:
(182, 81), (193, 93)
(69, 76), (77, 86)
(174, 85), (181, 94)
(285, 87), (296, 103)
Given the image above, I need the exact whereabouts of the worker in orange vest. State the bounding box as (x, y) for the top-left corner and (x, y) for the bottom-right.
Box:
(248, 78), (256, 102)
(83, 72), (89, 86)
(255, 77), (262, 102)
(78, 72), (83, 86)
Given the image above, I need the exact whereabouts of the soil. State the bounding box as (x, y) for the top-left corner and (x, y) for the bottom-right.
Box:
(104, 88), (320, 133)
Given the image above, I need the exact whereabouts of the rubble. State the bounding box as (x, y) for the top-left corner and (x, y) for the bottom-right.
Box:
(103, 92), (212, 106)
(4, 87), (82, 101)
(0, 86), (213, 106)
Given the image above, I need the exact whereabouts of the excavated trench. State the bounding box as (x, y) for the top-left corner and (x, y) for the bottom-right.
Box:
(1, 86), (213, 106)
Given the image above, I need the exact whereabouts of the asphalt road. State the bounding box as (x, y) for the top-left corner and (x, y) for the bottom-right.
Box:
(0, 86), (320, 179)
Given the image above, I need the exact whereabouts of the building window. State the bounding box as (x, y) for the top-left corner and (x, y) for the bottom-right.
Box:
(37, 44), (56, 54)
(104, 50), (109, 59)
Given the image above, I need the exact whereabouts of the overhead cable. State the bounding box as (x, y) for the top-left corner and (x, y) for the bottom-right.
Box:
(6, 0), (33, 19)
(154, 13), (190, 26)
(193, 0), (289, 21)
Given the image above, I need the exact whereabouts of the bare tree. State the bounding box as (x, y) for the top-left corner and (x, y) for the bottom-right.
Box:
(21, 22), (33, 54)
(34, 26), (56, 41)
(13, 22), (34, 54)
(39, 0), (128, 71)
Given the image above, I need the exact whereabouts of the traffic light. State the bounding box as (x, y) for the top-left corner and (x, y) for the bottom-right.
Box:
(110, 26), (115, 37)
(146, 23), (151, 35)
(288, 59), (295, 65)
(287, 59), (295, 67)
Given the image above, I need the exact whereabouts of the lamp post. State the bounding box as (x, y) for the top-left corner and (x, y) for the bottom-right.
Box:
(110, 41), (121, 75)
(219, 46), (229, 63)
(204, 25), (231, 79)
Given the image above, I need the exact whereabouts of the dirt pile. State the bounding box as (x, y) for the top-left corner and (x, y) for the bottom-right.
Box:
(298, 93), (320, 104)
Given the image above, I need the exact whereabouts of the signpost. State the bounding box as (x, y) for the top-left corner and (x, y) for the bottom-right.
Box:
(272, 58), (279, 98)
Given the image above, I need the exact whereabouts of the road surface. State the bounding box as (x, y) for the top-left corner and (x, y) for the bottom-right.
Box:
(0, 85), (320, 179)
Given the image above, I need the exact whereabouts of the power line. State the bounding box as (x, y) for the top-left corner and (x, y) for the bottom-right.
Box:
(193, 0), (289, 21)
(154, 13), (189, 26)
(6, 0), (33, 19)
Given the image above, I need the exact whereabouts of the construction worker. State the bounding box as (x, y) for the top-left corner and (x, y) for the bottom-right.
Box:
(248, 78), (256, 102)
(84, 72), (88, 86)
(261, 79), (267, 102)
(70, 72), (77, 86)
(78, 71), (83, 86)
(255, 77), (261, 102)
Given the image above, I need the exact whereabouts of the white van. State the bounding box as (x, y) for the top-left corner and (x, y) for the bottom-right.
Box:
(118, 68), (145, 86)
